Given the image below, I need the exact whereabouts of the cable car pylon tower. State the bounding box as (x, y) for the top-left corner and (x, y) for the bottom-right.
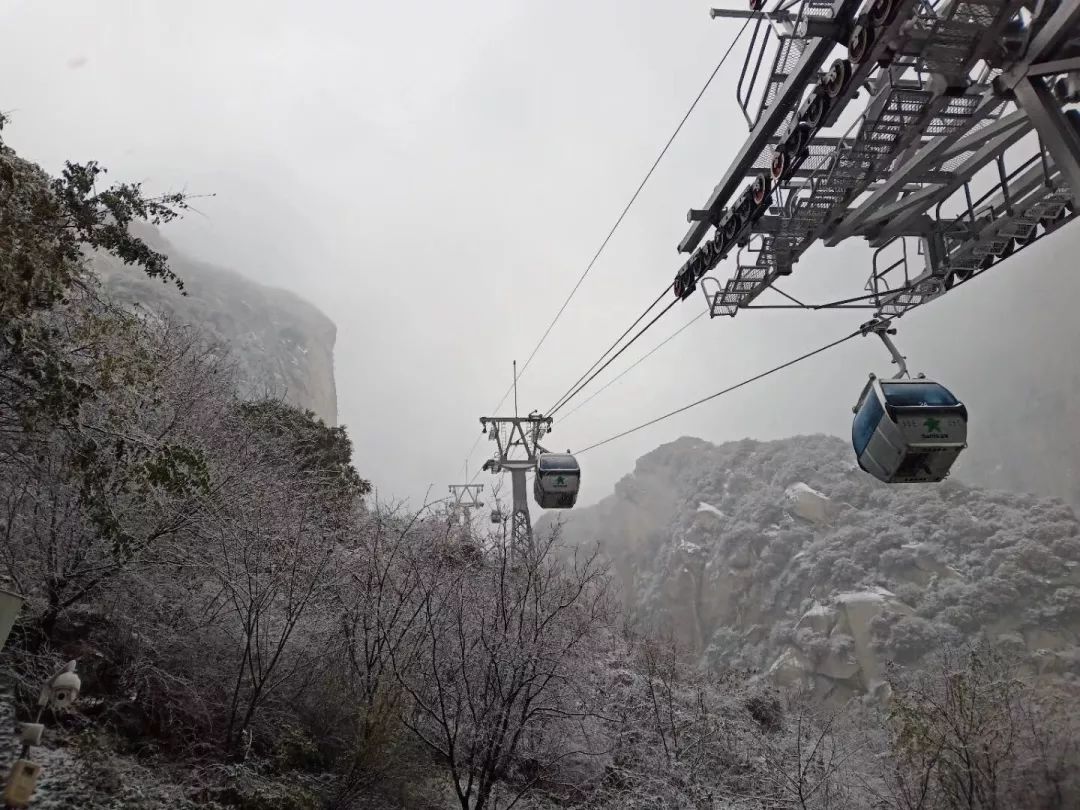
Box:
(479, 361), (553, 562)
(446, 481), (484, 539)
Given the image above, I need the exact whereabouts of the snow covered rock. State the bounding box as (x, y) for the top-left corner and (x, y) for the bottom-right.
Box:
(696, 501), (726, 520)
(784, 482), (832, 524)
(833, 587), (913, 689)
(796, 603), (838, 636)
(768, 648), (811, 687)
(902, 542), (964, 581)
(813, 646), (861, 681)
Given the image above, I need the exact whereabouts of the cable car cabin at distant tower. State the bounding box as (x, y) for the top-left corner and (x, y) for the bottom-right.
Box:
(851, 377), (967, 483)
(533, 453), (580, 509)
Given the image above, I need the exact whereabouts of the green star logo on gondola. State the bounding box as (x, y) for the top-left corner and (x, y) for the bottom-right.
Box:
(923, 417), (942, 433)
(555, 475), (566, 487)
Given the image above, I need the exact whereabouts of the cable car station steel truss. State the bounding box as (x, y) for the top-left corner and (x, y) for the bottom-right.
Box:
(675, 0), (1080, 321)
(479, 414), (553, 561)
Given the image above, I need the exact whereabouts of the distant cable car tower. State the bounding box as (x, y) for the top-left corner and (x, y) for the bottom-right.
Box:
(480, 414), (551, 562)
(446, 483), (484, 539)
(479, 362), (553, 561)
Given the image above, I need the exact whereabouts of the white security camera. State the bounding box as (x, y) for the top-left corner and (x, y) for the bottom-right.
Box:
(38, 661), (81, 711)
(49, 671), (81, 710)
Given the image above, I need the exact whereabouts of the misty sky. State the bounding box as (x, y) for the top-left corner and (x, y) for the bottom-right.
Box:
(1, 0), (1071, 510)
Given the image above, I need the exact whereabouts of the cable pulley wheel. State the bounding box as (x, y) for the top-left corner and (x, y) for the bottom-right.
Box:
(823, 59), (851, 99)
(803, 93), (830, 130)
(848, 17), (875, 65)
(723, 213), (743, 242)
(771, 150), (787, 182)
(869, 0), (899, 27)
(784, 124), (809, 159)
(752, 173), (770, 206)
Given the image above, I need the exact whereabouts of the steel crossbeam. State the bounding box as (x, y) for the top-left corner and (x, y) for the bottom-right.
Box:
(675, 0), (1080, 323)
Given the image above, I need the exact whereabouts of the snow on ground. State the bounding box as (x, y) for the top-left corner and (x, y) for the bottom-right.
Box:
(834, 585), (897, 603)
(697, 502), (726, 519)
(677, 538), (704, 555)
(785, 482), (829, 501)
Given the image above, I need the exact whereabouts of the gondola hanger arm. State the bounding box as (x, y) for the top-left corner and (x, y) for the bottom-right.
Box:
(860, 318), (909, 379)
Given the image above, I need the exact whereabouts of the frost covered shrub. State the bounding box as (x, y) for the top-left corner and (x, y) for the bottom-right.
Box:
(891, 581), (923, 607)
(793, 628), (829, 658)
(769, 620), (797, 648)
(939, 603), (980, 632)
(829, 557), (868, 590)
(1043, 587), (1080, 622)
(775, 526), (814, 549)
(745, 689), (783, 732)
(1014, 541), (1067, 576)
(879, 545), (917, 573)
(1049, 530), (1080, 559)
(719, 521), (760, 556)
(879, 616), (959, 663)
(884, 640), (1080, 809)
(758, 541), (790, 579)
(970, 575), (1022, 614)
(703, 627), (743, 668)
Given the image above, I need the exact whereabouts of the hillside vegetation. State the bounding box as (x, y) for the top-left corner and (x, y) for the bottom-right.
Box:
(547, 434), (1080, 702)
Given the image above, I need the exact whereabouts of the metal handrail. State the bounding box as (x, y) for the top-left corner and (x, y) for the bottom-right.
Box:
(735, 0), (815, 129)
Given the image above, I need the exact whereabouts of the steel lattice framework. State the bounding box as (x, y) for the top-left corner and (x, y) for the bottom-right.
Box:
(672, 0), (1080, 321)
(479, 415), (553, 561)
(446, 483), (484, 539)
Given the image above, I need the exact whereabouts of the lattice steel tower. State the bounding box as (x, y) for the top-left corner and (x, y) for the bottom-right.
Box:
(478, 414), (552, 561)
(446, 483), (484, 540)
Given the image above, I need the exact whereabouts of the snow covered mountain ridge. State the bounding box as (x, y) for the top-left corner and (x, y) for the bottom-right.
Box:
(544, 434), (1080, 703)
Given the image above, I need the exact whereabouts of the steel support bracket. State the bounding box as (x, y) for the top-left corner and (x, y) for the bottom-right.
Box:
(1013, 76), (1080, 205)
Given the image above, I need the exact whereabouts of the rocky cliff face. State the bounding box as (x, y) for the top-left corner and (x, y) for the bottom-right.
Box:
(545, 435), (1080, 704)
(92, 225), (338, 424)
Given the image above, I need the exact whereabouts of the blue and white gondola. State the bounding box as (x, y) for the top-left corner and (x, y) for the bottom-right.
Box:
(851, 375), (968, 483)
(533, 453), (581, 509)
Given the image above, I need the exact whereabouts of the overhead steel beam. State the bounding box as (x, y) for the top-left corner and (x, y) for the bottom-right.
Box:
(995, 0), (1080, 90)
(1025, 0), (1080, 63)
(1013, 75), (1080, 204)
(709, 6), (844, 37)
(859, 117), (1035, 240)
(1028, 55), (1080, 76)
(677, 0), (860, 254)
(936, 104), (1022, 161)
(825, 104), (1030, 243)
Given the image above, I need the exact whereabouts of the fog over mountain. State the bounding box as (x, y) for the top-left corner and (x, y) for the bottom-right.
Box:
(95, 224), (339, 424)
(4, 0), (1075, 508)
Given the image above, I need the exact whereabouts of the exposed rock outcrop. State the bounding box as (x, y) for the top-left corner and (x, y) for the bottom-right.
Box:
(785, 482), (833, 524)
(92, 225), (338, 424)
